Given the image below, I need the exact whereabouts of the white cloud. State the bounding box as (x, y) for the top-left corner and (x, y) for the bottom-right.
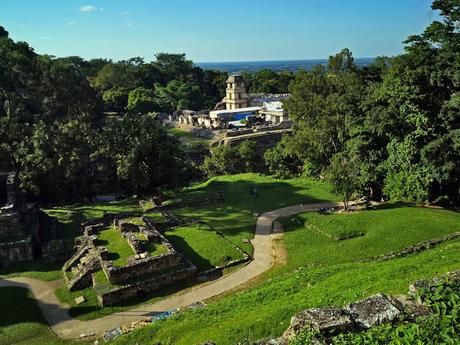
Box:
(66, 22), (77, 25)
(121, 11), (129, 15)
(80, 5), (97, 13)
(122, 23), (135, 26)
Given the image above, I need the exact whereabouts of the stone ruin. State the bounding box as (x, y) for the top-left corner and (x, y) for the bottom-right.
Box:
(63, 214), (197, 306)
(0, 172), (62, 267)
(254, 270), (460, 345)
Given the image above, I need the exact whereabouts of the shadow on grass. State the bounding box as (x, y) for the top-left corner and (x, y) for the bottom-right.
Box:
(0, 285), (70, 327)
(0, 261), (62, 280)
(165, 234), (213, 271)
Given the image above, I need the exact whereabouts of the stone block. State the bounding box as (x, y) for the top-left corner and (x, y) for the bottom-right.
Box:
(345, 293), (401, 329)
(75, 295), (85, 305)
(286, 307), (354, 336)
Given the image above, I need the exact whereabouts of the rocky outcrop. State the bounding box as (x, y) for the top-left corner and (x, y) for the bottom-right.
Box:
(281, 294), (402, 343)
(344, 293), (401, 329)
(258, 271), (460, 345)
(285, 307), (354, 337)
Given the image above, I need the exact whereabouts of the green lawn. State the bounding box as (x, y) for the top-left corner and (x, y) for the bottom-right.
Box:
(144, 212), (164, 223)
(96, 226), (134, 267)
(3, 175), (460, 344)
(49, 174), (336, 321)
(172, 173), (338, 254)
(0, 287), (87, 345)
(12, 173), (333, 280)
(167, 127), (211, 152)
(165, 224), (245, 271)
(278, 202), (460, 272)
(108, 203), (460, 345)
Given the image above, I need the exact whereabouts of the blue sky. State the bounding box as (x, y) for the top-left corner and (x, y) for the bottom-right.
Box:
(0, 0), (437, 62)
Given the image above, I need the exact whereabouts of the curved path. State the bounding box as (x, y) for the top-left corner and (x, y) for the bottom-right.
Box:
(0, 202), (342, 339)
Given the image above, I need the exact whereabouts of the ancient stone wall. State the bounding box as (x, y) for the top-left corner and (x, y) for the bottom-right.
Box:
(0, 238), (33, 267)
(0, 213), (21, 241)
(97, 264), (197, 306)
(104, 251), (182, 285)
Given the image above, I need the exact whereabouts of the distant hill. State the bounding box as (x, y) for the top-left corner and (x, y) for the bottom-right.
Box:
(196, 58), (375, 73)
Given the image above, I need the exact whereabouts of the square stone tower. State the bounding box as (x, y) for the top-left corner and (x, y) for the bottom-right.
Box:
(225, 75), (248, 110)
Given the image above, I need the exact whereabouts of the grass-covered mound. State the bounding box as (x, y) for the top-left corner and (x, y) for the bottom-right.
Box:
(96, 226), (135, 266)
(0, 287), (87, 345)
(108, 204), (460, 345)
(280, 202), (460, 271)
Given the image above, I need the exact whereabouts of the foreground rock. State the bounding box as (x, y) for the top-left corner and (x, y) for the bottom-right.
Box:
(255, 270), (460, 345)
(284, 307), (354, 339)
(344, 293), (401, 329)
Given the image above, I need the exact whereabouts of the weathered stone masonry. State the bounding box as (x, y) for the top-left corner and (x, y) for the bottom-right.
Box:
(63, 213), (197, 306)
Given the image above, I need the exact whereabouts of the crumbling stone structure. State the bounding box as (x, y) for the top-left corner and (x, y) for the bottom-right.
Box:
(63, 214), (197, 306)
(0, 172), (61, 267)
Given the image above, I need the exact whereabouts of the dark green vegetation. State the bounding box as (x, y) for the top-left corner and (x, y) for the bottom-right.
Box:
(106, 202), (460, 345)
(202, 141), (264, 178)
(0, 24), (298, 204)
(0, 31), (207, 203)
(241, 69), (294, 94)
(0, 287), (86, 345)
(291, 276), (460, 344)
(263, 0), (460, 207)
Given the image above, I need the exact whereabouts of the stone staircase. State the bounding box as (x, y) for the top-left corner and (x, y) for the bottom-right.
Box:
(63, 245), (101, 291)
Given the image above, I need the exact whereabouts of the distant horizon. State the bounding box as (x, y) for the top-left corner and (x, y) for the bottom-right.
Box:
(196, 57), (375, 64)
(196, 57), (375, 73)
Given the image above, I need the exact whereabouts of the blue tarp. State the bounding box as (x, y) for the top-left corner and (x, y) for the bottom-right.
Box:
(233, 113), (252, 121)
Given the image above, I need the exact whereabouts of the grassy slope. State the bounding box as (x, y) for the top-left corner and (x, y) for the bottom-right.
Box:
(165, 224), (245, 271)
(110, 204), (460, 345)
(280, 202), (460, 271)
(173, 173), (338, 254)
(1, 174), (335, 281)
(53, 174), (336, 320)
(0, 287), (87, 345)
